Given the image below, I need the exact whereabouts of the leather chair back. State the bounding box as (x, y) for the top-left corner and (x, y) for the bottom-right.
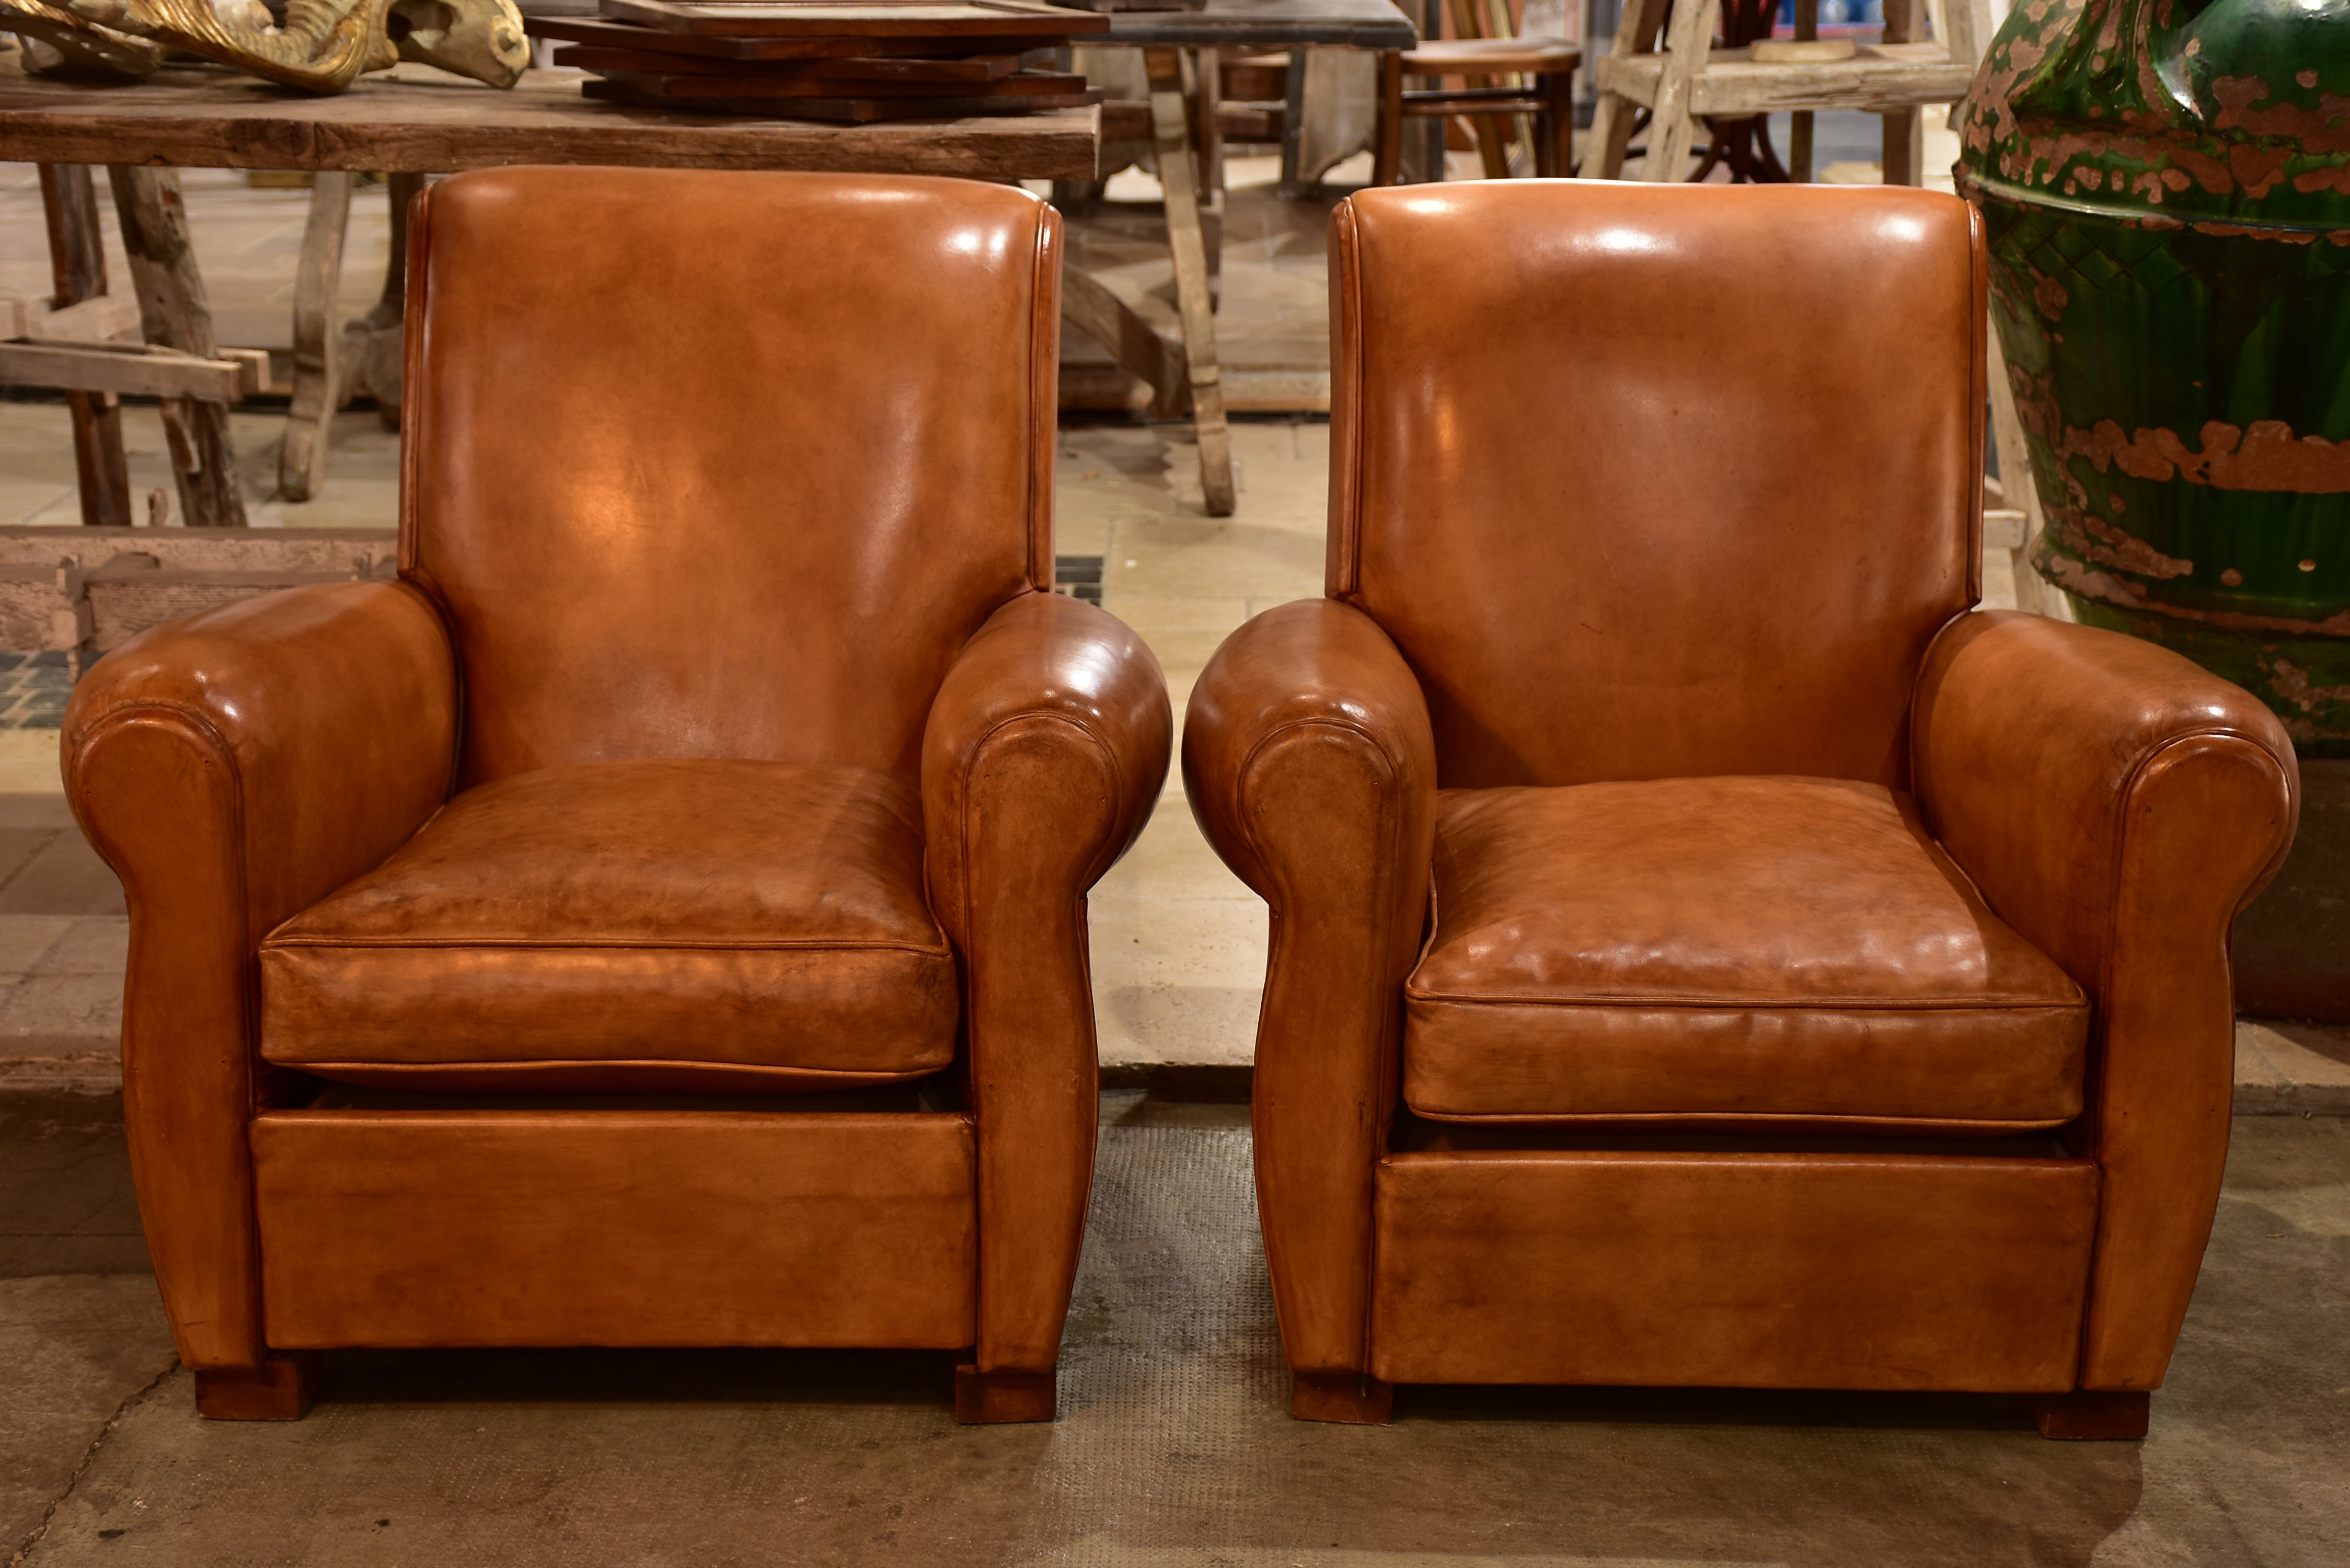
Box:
(1328, 182), (1986, 790)
(401, 168), (1061, 787)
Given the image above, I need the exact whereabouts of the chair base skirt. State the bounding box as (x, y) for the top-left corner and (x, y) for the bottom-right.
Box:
(249, 1109), (977, 1349)
(194, 1351), (320, 1421)
(1366, 1147), (2101, 1392)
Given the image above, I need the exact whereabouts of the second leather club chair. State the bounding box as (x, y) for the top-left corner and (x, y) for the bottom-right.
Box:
(61, 169), (1169, 1424)
(1185, 182), (2299, 1437)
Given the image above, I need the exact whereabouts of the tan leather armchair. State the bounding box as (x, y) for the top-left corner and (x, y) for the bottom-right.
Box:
(1185, 182), (2298, 1438)
(63, 168), (1169, 1424)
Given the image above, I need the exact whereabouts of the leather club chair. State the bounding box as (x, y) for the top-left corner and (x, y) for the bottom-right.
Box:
(1184, 182), (2299, 1438)
(62, 168), (1169, 1424)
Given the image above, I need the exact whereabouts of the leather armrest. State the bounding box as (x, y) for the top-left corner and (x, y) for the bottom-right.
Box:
(66, 580), (460, 943)
(60, 579), (458, 1372)
(922, 590), (1170, 947)
(1181, 598), (1437, 1378)
(1911, 608), (2297, 1389)
(920, 588), (1170, 1373)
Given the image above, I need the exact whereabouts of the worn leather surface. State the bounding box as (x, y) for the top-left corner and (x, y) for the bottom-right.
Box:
(1183, 599), (1435, 1376)
(1372, 1149), (2097, 1390)
(1328, 181), (1983, 790)
(66, 170), (1164, 1383)
(61, 581), (459, 1368)
(923, 589), (1172, 1373)
(1189, 183), (2299, 1401)
(255, 1110), (975, 1348)
(1406, 776), (2088, 1128)
(261, 760), (957, 1092)
(402, 167), (1061, 787)
(1915, 610), (2298, 1389)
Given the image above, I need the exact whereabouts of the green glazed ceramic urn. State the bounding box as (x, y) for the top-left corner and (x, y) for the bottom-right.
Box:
(1957, 0), (2350, 750)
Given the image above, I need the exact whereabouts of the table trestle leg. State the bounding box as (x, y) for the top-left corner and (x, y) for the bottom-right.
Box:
(106, 166), (245, 528)
(1145, 44), (1236, 518)
(38, 164), (133, 529)
(280, 171), (354, 504)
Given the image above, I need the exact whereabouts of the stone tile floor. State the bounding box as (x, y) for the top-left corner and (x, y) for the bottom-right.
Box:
(0, 652), (70, 729)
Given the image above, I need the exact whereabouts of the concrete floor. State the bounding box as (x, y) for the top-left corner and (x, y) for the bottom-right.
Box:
(4, 1091), (2347, 1566)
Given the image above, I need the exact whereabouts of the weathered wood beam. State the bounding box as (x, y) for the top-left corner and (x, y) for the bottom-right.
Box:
(1062, 264), (1188, 419)
(1597, 47), (1973, 118)
(36, 164), (131, 528)
(0, 340), (257, 400)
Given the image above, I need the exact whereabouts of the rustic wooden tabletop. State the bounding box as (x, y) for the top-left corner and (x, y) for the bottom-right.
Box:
(0, 63), (1101, 181)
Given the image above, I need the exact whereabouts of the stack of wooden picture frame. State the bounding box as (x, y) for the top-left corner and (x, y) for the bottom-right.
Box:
(527, 0), (1112, 121)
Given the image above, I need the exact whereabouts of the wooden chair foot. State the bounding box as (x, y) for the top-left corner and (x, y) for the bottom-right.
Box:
(2032, 1389), (2151, 1440)
(1290, 1370), (1392, 1424)
(954, 1364), (1057, 1424)
(194, 1351), (320, 1421)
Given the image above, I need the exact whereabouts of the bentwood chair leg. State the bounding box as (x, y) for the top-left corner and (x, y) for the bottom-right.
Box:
(1374, 51), (1404, 186)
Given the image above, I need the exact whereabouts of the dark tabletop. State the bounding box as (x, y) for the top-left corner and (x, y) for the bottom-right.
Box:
(1101, 0), (1416, 50)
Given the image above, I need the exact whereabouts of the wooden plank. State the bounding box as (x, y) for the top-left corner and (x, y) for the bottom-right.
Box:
(582, 78), (1095, 117)
(0, 70), (1101, 180)
(1597, 49), (1974, 117)
(602, 0), (1111, 38)
(528, 15), (1038, 56)
(584, 65), (1088, 98)
(36, 164), (132, 528)
(1587, 0), (1663, 178)
(24, 293), (142, 342)
(1062, 253), (1188, 418)
(528, 16), (1019, 56)
(549, 43), (1050, 76)
(1641, 0), (1717, 182)
(0, 341), (247, 400)
(1105, 0), (1413, 49)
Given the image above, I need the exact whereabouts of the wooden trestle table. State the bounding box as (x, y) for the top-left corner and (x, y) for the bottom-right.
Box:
(1089, 0), (1415, 515)
(0, 62), (1100, 529)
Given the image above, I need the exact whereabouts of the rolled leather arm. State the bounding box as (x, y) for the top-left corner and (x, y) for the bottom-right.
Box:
(1911, 608), (2296, 1391)
(61, 579), (460, 1372)
(1182, 598), (1437, 1379)
(921, 589), (1170, 1374)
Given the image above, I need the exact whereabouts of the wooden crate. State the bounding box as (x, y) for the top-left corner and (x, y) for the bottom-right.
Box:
(0, 526), (396, 672)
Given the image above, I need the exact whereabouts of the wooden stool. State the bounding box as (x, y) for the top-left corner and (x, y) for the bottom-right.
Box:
(1588, 0), (1980, 185)
(1373, 38), (1580, 186)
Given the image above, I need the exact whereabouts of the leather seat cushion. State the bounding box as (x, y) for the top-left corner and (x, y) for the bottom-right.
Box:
(1404, 777), (2089, 1131)
(260, 759), (958, 1094)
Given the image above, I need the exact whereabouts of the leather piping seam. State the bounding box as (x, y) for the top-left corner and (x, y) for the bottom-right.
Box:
(261, 936), (953, 955)
(1965, 199), (1987, 597)
(955, 706), (1122, 1371)
(1399, 1111), (2078, 1131)
(1236, 710), (1405, 1375)
(1328, 201), (1365, 599)
(396, 182), (430, 580)
(2076, 726), (2295, 1388)
(281, 1060), (944, 1080)
(1399, 990), (2089, 1011)
(68, 700), (267, 1366)
(1025, 199), (1056, 593)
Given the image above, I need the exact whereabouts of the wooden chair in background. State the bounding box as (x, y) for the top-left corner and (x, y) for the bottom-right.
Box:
(1373, 34), (1580, 185)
